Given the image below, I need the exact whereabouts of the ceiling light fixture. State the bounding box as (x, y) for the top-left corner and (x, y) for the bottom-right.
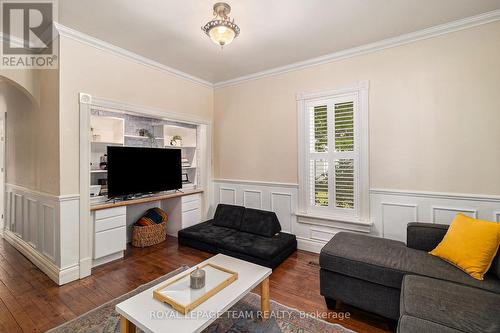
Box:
(202, 2), (240, 48)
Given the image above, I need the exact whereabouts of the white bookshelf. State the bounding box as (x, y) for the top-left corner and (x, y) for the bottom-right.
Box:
(89, 114), (202, 198)
(154, 125), (199, 189)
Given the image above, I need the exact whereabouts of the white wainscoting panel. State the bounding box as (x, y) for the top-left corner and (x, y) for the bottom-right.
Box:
(213, 180), (297, 235)
(381, 203), (418, 241)
(243, 190), (262, 209)
(27, 198), (38, 247)
(371, 189), (500, 242)
(213, 181), (500, 253)
(271, 192), (293, 233)
(219, 187), (236, 205)
(431, 206), (477, 224)
(4, 184), (80, 285)
(42, 204), (56, 261)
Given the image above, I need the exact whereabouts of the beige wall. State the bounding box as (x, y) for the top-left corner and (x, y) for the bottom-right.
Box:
(0, 68), (60, 194)
(214, 21), (500, 195)
(58, 36), (214, 195)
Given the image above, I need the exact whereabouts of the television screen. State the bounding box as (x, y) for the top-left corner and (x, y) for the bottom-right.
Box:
(107, 146), (182, 198)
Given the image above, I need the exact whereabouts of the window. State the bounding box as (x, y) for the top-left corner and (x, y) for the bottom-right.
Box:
(297, 82), (369, 222)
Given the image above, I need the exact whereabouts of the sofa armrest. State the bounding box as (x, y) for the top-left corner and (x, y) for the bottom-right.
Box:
(406, 223), (449, 251)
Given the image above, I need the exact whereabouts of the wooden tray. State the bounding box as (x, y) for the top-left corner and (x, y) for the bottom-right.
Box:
(153, 263), (238, 314)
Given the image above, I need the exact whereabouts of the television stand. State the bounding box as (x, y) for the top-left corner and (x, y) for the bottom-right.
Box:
(90, 188), (203, 268)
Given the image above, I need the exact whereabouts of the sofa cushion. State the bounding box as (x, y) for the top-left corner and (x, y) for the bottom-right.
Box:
(240, 208), (281, 237)
(429, 213), (500, 280)
(320, 232), (500, 293)
(218, 231), (296, 261)
(400, 275), (500, 333)
(212, 204), (245, 230)
(320, 232), (410, 288)
(178, 220), (237, 247)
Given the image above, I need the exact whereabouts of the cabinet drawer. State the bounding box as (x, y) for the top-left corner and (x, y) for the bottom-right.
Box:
(182, 193), (201, 204)
(94, 226), (126, 259)
(95, 206), (126, 220)
(182, 199), (200, 212)
(95, 215), (126, 233)
(182, 209), (201, 229)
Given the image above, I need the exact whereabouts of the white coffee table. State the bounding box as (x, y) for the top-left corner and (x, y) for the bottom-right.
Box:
(116, 254), (272, 333)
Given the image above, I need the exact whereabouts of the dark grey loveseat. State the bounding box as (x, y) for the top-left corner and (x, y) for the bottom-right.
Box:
(320, 223), (500, 332)
(179, 204), (297, 268)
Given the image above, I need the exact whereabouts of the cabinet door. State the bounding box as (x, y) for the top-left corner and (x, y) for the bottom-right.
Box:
(182, 209), (201, 229)
(94, 226), (126, 259)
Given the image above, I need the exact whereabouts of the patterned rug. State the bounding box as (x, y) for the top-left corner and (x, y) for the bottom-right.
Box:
(47, 266), (353, 333)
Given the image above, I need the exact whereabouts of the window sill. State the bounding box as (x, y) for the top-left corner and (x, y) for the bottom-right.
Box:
(295, 211), (372, 233)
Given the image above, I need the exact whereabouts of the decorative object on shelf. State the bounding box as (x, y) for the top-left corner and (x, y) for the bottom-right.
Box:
(202, 2), (240, 48)
(138, 129), (156, 147)
(170, 135), (182, 147)
(99, 154), (108, 170)
(182, 173), (190, 183)
(190, 267), (206, 289)
(181, 157), (190, 167)
(90, 185), (101, 197)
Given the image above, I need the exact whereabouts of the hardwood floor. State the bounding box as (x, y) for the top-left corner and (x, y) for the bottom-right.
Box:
(0, 236), (392, 332)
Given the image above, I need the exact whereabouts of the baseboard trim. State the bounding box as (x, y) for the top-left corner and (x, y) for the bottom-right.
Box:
(297, 236), (325, 254)
(79, 257), (93, 278)
(92, 252), (124, 268)
(4, 230), (68, 285)
(59, 264), (80, 285)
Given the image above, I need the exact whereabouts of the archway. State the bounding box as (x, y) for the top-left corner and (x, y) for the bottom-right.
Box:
(0, 76), (39, 234)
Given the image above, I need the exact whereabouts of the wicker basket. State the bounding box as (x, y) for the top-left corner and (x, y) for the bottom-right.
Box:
(131, 222), (167, 247)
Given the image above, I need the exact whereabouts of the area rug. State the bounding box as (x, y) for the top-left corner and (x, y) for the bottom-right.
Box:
(47, 266), (353, 333)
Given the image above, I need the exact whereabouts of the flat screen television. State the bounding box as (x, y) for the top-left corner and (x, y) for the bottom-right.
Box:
(107, 146), (182, 198)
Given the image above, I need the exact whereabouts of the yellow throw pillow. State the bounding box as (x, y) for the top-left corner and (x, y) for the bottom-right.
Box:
(429, 213), (500, 280)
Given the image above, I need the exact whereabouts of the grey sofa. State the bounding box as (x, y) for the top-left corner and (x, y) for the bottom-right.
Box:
(319, 222), (500, 332)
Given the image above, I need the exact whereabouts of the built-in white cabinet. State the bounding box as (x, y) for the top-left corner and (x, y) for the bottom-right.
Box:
(91, 192), (202, 268)
(181, 193), (202, 229)
(92, 206), (127, 267)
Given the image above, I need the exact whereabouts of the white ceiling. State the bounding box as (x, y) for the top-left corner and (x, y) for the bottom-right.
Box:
(59, 0), (500, 83)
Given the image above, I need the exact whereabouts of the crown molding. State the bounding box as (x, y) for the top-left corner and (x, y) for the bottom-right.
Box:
(52, 9), (500, 90)
(53, 22), (213, 88)
(214, 9), (500, 88)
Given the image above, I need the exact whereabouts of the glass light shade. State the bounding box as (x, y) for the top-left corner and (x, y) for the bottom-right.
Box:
(208, 25), (236, 46)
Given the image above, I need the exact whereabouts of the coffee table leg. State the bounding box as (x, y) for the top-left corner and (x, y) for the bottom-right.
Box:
(120, 315), (136, 333)
(260, 277), (270, 320)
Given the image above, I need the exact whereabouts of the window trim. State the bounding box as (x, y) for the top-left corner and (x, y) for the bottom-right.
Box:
(297, 81), (370, 224)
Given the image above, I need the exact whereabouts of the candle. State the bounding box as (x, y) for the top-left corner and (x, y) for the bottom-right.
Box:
(190, 267), (206, 289)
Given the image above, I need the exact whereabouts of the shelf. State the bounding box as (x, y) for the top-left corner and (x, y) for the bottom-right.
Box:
(91, 170), (107, 173)
(163, 145), (196, 149)
(91, 141), (123, 146)
(182, 166), (197, 169)
(124, 134), (164, 140)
